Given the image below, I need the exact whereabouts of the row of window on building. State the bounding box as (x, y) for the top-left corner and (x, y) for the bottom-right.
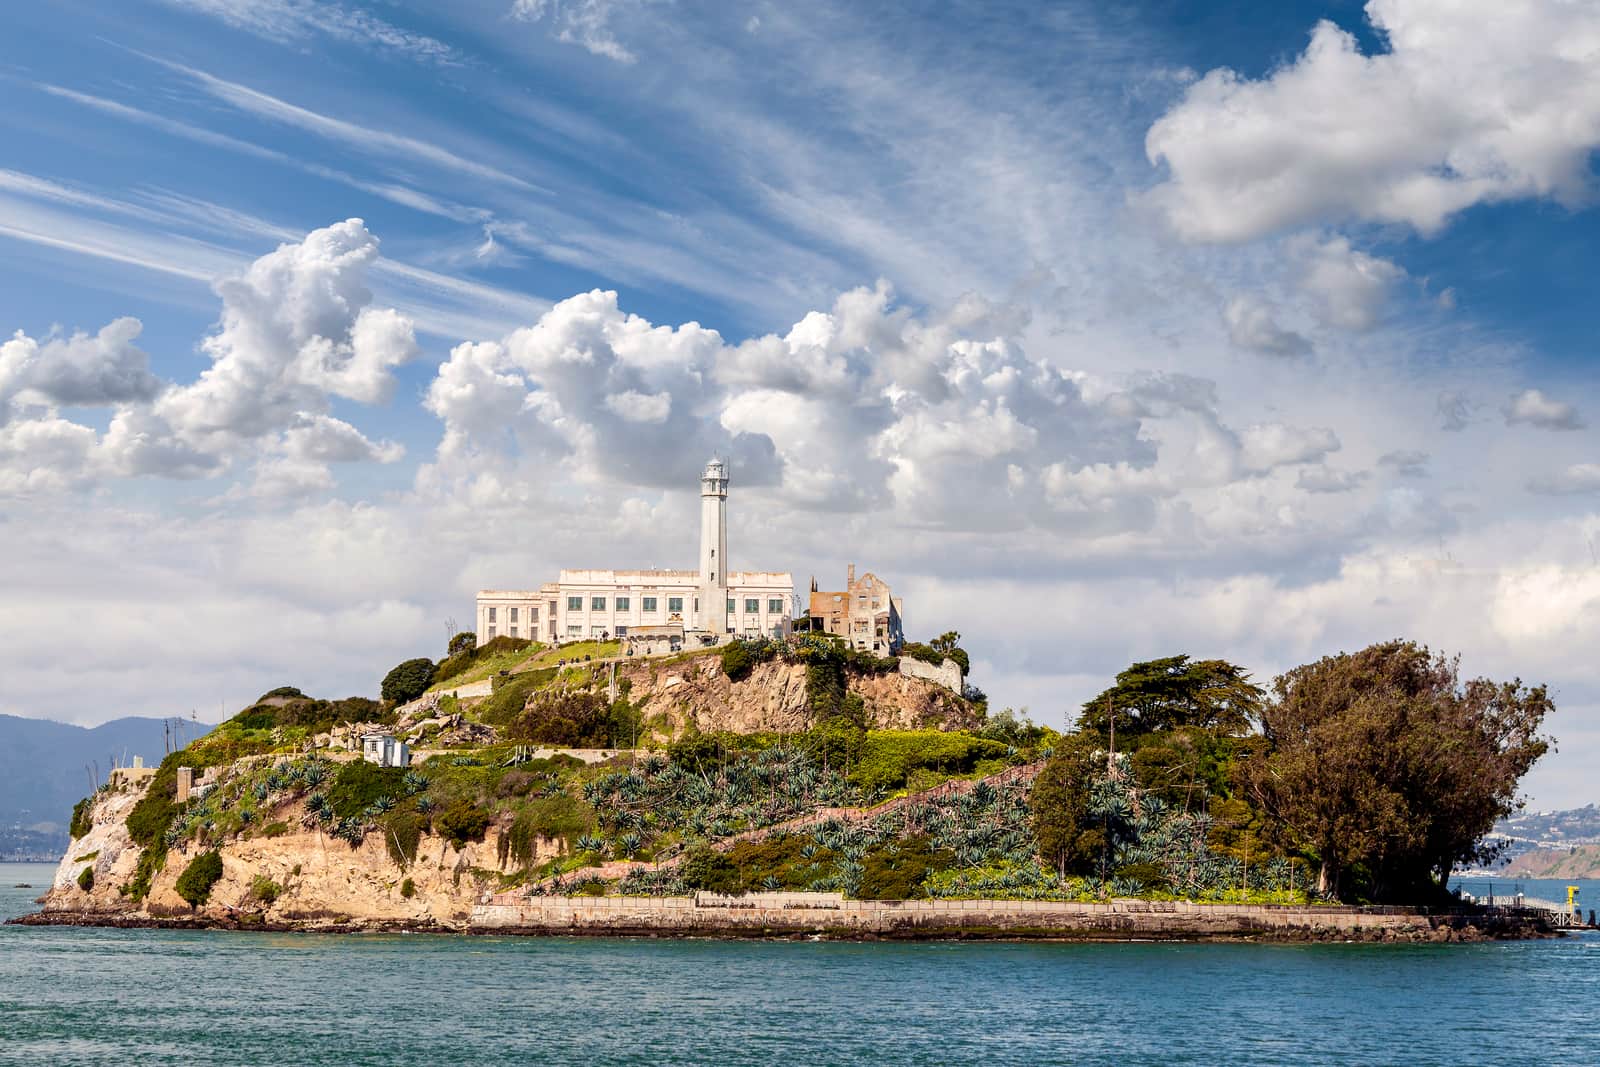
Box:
(484, 597), (785, 620)
(485, 606), (536, 623)
(562, 595), (785, 614)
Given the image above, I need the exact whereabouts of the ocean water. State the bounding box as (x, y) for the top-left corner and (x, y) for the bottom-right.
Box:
(3, 863), (1598, 1066)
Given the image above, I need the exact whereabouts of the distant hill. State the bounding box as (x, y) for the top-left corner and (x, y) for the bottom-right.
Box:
(0, 714), (213, 858)
(1458, 804), (1600, 878)
(1499, 844), (1600, 880)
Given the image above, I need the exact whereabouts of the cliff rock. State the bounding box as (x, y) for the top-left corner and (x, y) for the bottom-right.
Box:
(42, 782), (562, 928)
(616, 654), (979, 736)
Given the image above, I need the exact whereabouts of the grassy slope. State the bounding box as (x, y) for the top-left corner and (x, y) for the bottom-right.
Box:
(427, 644), (547, 692)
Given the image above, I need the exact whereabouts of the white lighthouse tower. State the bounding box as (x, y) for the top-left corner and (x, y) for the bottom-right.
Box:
(698, 456), (729, 633)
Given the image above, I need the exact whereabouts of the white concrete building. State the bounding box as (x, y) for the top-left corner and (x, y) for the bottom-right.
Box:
(362, 733), (411, 768)
(476, 458), (796, 647)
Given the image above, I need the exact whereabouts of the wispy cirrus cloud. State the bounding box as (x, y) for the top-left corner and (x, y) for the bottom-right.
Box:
(159, 0), (462, 66)
(0, 169), (546, 339)
(140, 55), (542, 193)
(510, 0), (642, 63)
(35, 83), (488, 223)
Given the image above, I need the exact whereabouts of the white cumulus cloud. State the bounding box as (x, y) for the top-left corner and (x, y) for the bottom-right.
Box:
(1504, 388), (1585, 431)
(1144, 0), (1600, 242)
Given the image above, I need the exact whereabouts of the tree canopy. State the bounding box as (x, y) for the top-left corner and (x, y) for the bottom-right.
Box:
(1078, 655), (1264, 737)
(380, 657), (436, 704)
(1241, 640), (1552, 902)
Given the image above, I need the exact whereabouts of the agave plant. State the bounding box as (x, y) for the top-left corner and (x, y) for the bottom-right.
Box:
(369, 796), (397, 815)
(334, 817), (367, 845)
(305, 793), (333, 826)
(615, 832), (643, 858)
(576, 833), (605, 853)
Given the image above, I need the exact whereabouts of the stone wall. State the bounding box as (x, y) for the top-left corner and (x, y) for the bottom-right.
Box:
(896, 655), (963, 693)
(470, 892), (1484, 940)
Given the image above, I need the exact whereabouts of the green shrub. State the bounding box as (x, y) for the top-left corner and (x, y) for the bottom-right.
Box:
(857, 836), (951, 900)
(476, 671), (547, 727)
(852, 731), (1010, 793)
(227, 695), (386, 735)
(720, 640), (766, 681)
(432, 650), (477, 686)
(497, 809), (541, 869)
(326, 762), (408, 819)
(260, 821), (291, 838)
(250, 875), (281, 904)
(125, 752), (196, 851)
(381, 658), (436, 703)
(680, 844), (739, 893)
(1114, 862), (1169, 892)
(478, 635), (534, 657)
(400, 877), (416, 898)
(175, 851), (224, 908)
(448, 631), (478, 657)
(229, 709), (279, 731)
(681, 838), (836, 896)
(437, 800), (491, 849)
(497, 796), (592, 868)
(259, 686), (306, 701)
(77, 865), (95, 892)
(126, 847), (165, 902)
(70, 795), (94, 839)
(508, 691), (615, 747)
(381, 810), (430, 867)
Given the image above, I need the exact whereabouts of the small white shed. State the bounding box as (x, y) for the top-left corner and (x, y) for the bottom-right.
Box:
(361, 733), (411, 768)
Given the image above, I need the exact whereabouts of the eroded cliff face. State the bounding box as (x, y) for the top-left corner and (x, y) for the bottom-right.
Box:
(49, 782), (146, 915)
(616, 654), (980, 736)
(43, 784), (562, 928)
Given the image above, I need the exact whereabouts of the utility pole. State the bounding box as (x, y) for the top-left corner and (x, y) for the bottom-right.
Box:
(1242, 830), (1250, 902)
(1106, 695), (1115, 773)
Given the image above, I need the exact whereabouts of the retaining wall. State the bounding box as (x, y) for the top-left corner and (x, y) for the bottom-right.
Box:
(470, 892), (1467, 939)
(896, 656), (963, 692)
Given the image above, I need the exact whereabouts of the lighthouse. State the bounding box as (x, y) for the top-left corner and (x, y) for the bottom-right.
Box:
(698, 456), (729, 633)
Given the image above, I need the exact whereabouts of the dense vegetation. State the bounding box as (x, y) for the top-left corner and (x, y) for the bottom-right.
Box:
(1025, 641), (1553, 904)
(75, 628), (1549, 911)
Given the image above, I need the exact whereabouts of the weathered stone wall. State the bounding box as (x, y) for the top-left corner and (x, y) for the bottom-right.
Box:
(470, 892), (1483, 940)
(897, 656), (963, 692)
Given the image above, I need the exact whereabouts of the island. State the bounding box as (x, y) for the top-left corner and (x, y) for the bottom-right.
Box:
(17, 629), (1565, 942)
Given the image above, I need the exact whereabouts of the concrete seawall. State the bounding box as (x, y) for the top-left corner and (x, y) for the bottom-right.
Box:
(470, 892), (1543, 941)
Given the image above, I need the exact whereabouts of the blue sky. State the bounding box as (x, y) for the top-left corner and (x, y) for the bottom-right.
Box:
(2, 0), (1598, 808)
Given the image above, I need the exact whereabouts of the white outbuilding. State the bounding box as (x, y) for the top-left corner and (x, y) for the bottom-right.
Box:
(361, 733), (411, 768)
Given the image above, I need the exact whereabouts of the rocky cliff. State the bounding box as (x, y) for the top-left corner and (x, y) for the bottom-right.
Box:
(615, 654), (980, 736)
(42, 777), (561, 930)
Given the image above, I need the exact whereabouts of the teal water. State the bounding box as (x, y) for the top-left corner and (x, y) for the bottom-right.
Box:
(4, 863), (1598, 1066)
